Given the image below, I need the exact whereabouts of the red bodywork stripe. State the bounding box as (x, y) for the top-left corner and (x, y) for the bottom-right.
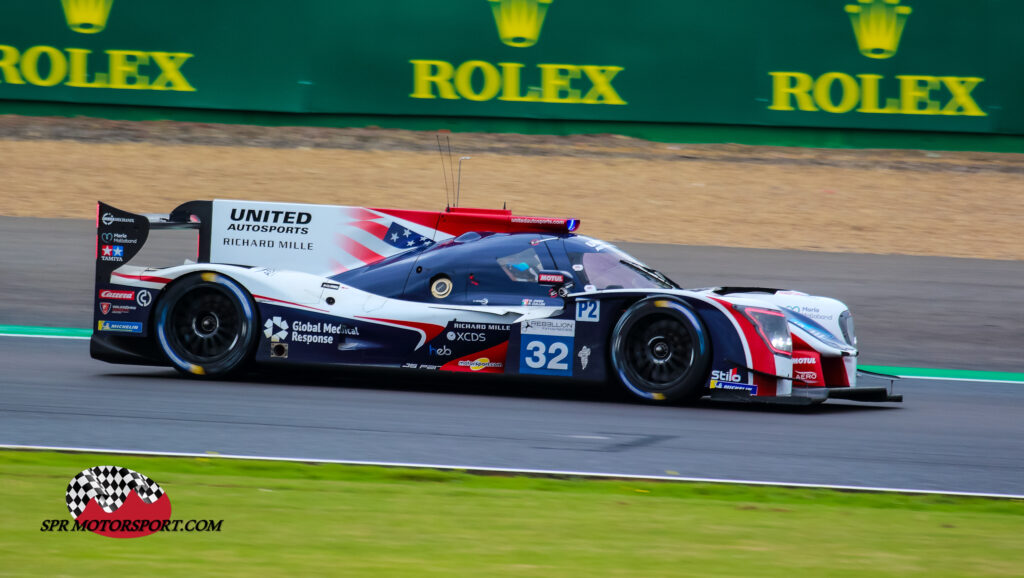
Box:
(710, 297), (777, 396)
(348, 220), (390, 238)
(355, 316), (446, 348)
(111, 272), (172, 284)
(335, 234), (386, 265)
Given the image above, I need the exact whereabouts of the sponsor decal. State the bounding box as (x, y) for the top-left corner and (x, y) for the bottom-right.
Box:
(795, 370), (819, 381)
(99, 289), (134, 300)
(521, 298), (548, 306)
(227, 208), (311, 235)
(97, 320), (142, 333)
(709, 381), (758, 395)
(101, 213), (135, 226)
(100, 244), (125, 262)
(402, 362), (419, 369)
(264, 317), (358, 345)
(135, 290), (152, 307)
(522, 318), (575, 337)
(221, 238), (314, 251)
(4, 2), (196, 95)
(41, 465), (223, 538)
(429, 344), (452, 356)
(575, 300), (600, 322)
(768, 0), (986, 119)
(99, 302), (111, 314)
(472, 298), (490, 305)
(458, 357), (503, 371)
(571, 264), (584, 272)
(263, 316), (289, 342)
(453, 322), (510, 331)
(538, 272), (564, 284)
(419, 364), (439, 370)
(449, 331), (486, 342)
(792, 357), (817, 364)
(710, 368), (743, 383)
(784, 305), (835, 322)
(578, 345), (591, 370)
(101, 303), (137, 315)
(100, 231), (138, 245)
(410, 1), (626, 108)
(321, 282), (341, 290)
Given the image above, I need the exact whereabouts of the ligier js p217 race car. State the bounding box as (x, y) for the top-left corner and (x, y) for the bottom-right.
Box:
(92, 200), (900, 405)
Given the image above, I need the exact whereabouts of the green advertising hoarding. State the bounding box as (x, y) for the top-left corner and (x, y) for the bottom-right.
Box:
(0, 0), (1021, 134)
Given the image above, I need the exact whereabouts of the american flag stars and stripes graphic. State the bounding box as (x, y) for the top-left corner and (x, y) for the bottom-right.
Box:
(101, 245), (124, 258)
(333, 209), (435, 272)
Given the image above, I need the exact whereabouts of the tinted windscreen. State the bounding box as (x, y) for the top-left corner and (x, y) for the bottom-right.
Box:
(569, 252), (674, 290)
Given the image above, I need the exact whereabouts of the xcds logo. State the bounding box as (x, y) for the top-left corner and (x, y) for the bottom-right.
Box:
(449, 332), (486, 342)
(429, 344), (452, 356)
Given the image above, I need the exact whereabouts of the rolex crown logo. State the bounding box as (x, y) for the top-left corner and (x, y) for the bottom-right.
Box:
(487, 0), (553, 48)
(845, 0), (911, 59)
(61, 0), (114, 34)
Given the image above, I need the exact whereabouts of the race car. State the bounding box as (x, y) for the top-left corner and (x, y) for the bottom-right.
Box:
(91, 199), (900, 405)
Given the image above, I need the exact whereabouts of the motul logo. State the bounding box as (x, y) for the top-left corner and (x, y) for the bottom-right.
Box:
(538, 273), (564, 283)
(99, 290), (135, 300)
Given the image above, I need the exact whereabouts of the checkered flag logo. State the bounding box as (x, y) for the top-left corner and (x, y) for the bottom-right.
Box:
(66, 466), (165, 520)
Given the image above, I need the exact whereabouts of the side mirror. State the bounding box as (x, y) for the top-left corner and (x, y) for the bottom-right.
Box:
(537, 270), (575, 297)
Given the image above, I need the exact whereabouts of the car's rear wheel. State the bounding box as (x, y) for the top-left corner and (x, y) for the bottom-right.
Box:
(611, 297), (711, 403)
(155, 273), (258, 378)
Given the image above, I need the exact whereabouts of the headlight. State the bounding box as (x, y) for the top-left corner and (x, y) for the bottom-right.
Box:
(735, 305), (793, 355)
(839, 310), (857, 346)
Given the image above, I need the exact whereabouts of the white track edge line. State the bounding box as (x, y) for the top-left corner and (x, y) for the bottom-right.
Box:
(893, 375), (1024, 385)
(3, 444), (1022, 500)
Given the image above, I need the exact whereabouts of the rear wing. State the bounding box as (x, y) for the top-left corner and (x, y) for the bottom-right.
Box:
(97, 199), (580, 279)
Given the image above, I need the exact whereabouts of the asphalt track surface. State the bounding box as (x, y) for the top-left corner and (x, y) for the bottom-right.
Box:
(2, 217), (1024, 494)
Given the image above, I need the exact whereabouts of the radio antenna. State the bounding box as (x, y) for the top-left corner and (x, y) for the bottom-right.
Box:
(457, 157), (471, 208)
(436, 135), (451, 208)
(446, 136), (457, 206)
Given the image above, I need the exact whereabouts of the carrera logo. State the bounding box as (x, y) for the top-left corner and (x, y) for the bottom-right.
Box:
(710, 368), (742, 383)
(99, 290), (134, 300)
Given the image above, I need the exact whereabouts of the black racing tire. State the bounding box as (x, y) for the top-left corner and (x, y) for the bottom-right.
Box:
(154, 272), (258, 378)
(610, 297), (712, 403)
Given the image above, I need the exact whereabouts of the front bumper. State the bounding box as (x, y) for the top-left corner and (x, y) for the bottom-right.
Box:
(709, 386), (902, 405)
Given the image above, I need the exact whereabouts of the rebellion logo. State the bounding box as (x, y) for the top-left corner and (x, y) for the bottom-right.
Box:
(768, 0), (986, 118)
(409, 0), (626, 106)
(0, 0), (195, 92)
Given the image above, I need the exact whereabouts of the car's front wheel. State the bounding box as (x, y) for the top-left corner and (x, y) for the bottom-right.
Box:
(154, 272), (258, 378)
(611, 297), (711, 403)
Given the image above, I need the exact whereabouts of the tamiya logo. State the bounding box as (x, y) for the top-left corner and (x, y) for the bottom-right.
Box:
(429, 344), (452, 356)
(710, 368), (742, 383)
(101, 212), (135, 225)
(263, 316), (289, 342)
(99, 289), (134, 300)
(100, 245), (125, 261)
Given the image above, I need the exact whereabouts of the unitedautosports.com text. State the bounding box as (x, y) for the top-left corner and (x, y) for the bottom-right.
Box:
(40, 519), (223, 533)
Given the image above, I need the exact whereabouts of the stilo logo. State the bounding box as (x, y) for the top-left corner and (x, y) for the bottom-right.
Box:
(711, 368), (742, 383)
(61, 0), (114, 34)
(487, 0), (552, 48)
(264, 316), (289, 342)
(99, 302), (111, 314)
(846, 0), (912, 60)
(65, 465), (171, 538)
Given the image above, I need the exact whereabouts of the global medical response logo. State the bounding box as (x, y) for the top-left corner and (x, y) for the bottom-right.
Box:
(65, 465), (172, 538)
(768, 0), (986, 118)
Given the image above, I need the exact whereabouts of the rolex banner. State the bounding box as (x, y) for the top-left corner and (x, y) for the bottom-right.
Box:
(1, 0), (1022, 134)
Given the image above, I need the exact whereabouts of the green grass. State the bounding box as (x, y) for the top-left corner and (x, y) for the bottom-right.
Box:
(2, 450), (1023, 577)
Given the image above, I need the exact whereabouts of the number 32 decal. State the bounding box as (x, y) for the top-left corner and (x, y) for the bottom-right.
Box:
(520, 334), (574, 376)
(524, 340), (569, 371)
